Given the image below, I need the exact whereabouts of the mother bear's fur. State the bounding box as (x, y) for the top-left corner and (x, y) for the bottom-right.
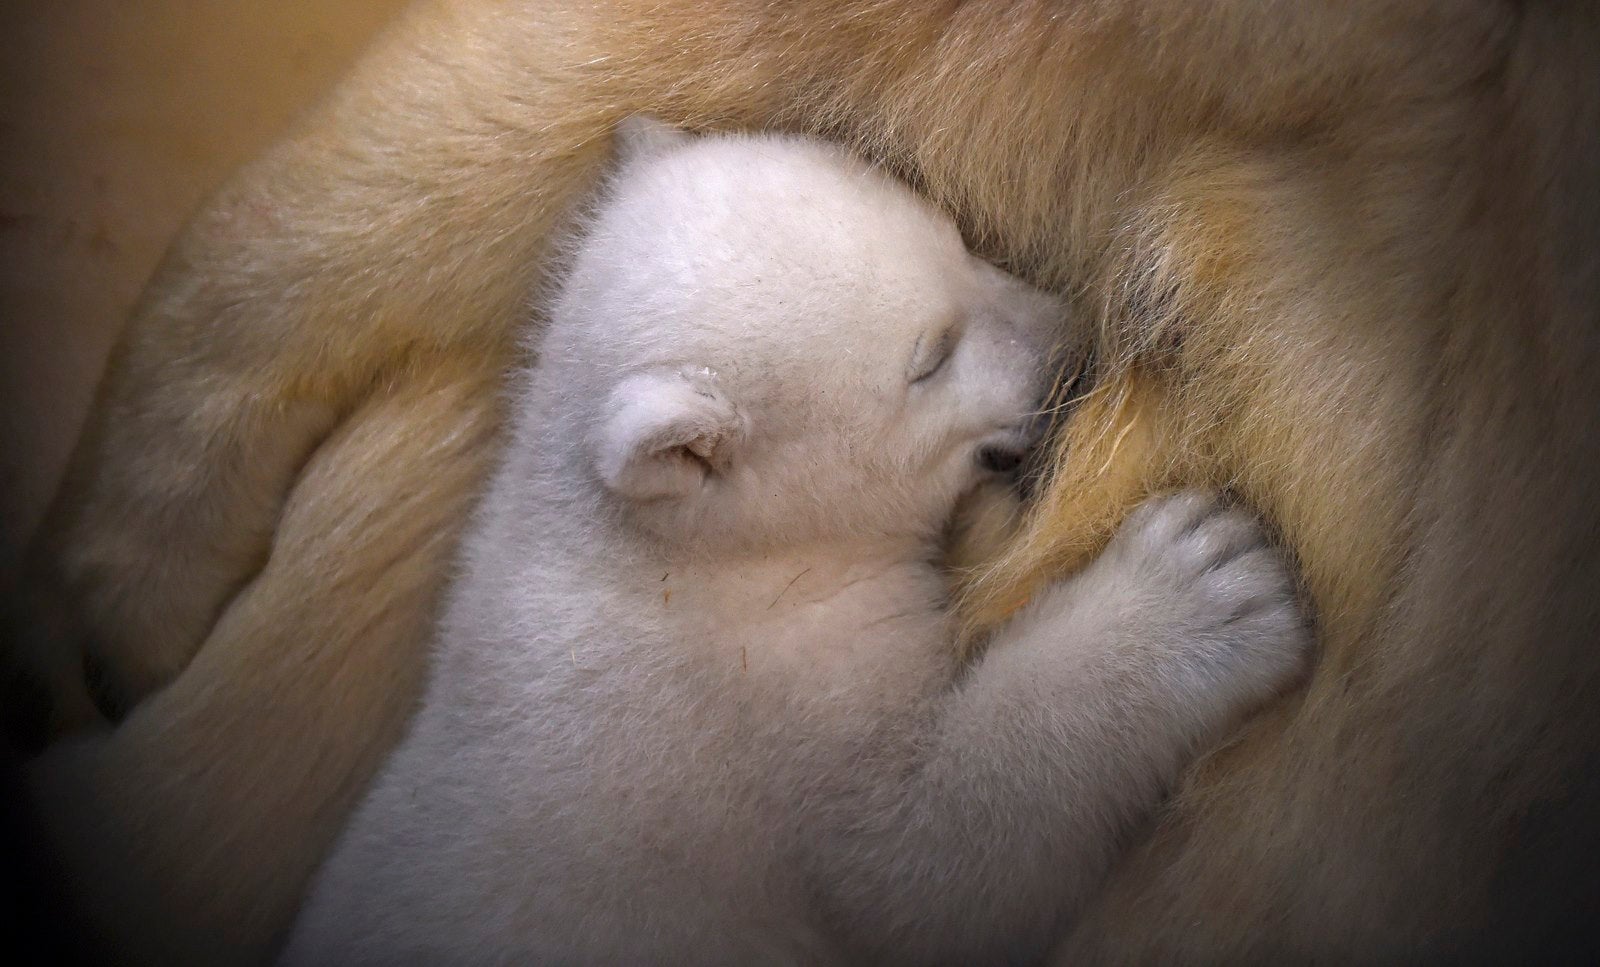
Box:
(15, 0), (1600, 963)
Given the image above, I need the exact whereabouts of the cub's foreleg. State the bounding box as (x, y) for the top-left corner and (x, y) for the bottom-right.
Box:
(821, 491), (1310, 964)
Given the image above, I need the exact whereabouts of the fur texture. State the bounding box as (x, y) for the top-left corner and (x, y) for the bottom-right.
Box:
(15, 0), (1600, 963)
(280, 125), (1307, 964)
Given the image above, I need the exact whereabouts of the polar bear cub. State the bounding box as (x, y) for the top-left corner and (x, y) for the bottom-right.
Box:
(281, 120), (1310, 965)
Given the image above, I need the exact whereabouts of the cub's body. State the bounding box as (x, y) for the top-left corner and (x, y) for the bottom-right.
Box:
(282, 126), (1307, 964)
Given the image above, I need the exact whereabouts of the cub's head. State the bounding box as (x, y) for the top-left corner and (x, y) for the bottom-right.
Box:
(544, 118), (1068, 551)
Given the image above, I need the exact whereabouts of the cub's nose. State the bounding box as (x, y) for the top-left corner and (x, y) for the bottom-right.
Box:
(976, 409), (1049, 476)
(977, 444), (1026, 475)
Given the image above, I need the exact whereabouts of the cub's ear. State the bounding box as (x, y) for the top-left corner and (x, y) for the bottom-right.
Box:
(614, 115), (690, 163)
(593, 370), (745, 502)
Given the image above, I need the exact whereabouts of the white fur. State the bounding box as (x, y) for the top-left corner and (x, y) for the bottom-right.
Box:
(280, 122), (1310, 965)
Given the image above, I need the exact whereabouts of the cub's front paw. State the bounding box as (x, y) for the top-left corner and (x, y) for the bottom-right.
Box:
(1101, 490), (1312, 706)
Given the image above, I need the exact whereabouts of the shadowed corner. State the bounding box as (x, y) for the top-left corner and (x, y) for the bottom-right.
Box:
(0, 576), (87, 964)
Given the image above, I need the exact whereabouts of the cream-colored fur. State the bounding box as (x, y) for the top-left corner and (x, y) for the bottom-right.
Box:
(14, 0), (1600, 963)
(279, 122), (1306, 964)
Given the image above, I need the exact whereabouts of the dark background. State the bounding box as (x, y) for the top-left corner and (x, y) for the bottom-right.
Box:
(0, 1), (407, 574)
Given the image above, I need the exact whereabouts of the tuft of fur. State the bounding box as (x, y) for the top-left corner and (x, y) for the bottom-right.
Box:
(14, 1), (1600, 963)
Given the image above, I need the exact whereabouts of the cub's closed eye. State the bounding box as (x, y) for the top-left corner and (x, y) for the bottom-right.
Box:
(909, 327), (960, 384)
